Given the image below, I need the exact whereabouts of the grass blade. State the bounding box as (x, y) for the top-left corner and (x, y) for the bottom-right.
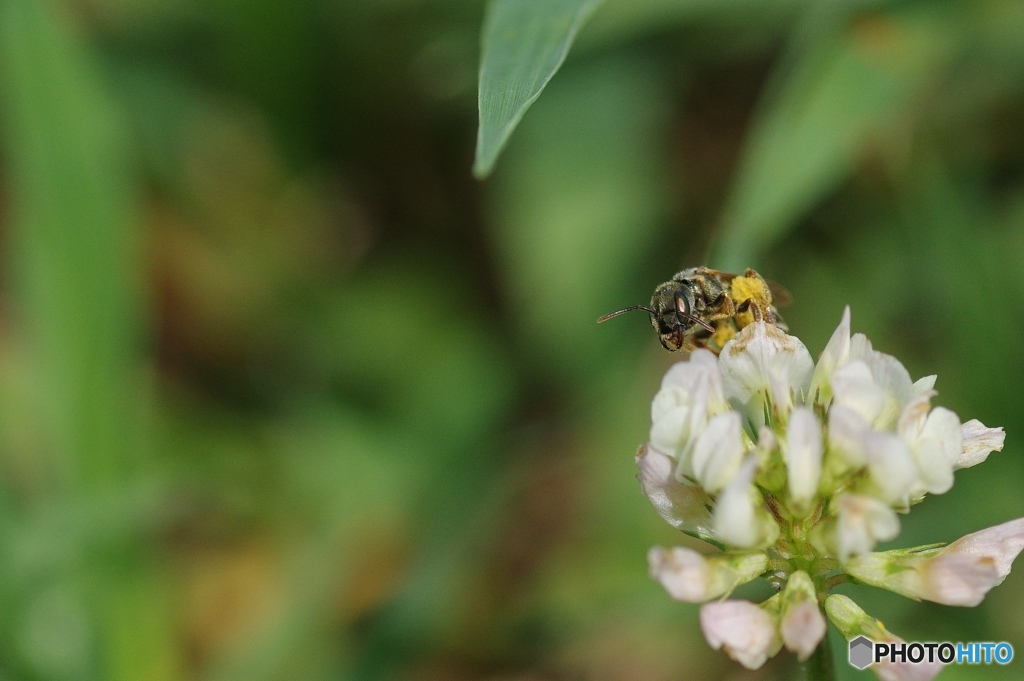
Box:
(474, 0), (604, 178)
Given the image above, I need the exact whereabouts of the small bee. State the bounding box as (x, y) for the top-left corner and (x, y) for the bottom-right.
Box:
(598, 267), (790, 353)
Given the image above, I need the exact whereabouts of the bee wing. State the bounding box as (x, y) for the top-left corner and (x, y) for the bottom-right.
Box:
(766, 281), (792, 307)
(700, 268), (792, 308)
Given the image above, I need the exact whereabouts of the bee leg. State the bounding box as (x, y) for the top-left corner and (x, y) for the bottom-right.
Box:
(735, 298), (761, 322)
(736, 298), (775, 324)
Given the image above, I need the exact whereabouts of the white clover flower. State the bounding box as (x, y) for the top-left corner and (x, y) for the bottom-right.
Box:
(647, 546), (767, 602)
(713, 455), (780, 548)
(699, 599), (782, 670)
(818, 493), (901, 562)
(783, 407), (822, 513)
(844, 518), (1024, 606)
(639, 307), (1014, 678)
(778, 571), (827, 661)
(958, 419), (1005, 469)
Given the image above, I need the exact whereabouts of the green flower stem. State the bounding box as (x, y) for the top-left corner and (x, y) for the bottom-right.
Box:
(804, 626), (835, 681)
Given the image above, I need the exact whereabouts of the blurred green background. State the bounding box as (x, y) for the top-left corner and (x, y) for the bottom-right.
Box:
(0, 0), (1022, 679)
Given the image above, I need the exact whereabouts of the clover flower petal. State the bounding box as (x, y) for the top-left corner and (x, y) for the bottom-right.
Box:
(648, 546), (768, 603)
(784, 407), (822, 512)
(847, 518), (1024, 606)
(861, 431), (916, 506)
(712, 456), (779, 549)
(957, 419), (1005, 469)
(778, 571), (826, 660)
(809, 305), (851, 407)
(827, 493), (901, 561)
(690, 411), (746, 493)
(944, 517), (1024, 577)
(700, 600), (782, 670)
(847, 334), (915, 430)
(718, 321), (813, 427)
(636, 444), (715, 540)
(832, 360), (887, 424)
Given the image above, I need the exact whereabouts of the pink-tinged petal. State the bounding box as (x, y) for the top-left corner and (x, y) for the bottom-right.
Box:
(636, 445), (715, 540)
(875, 655), (944, 681)
(845, 551), (999, 607)
(957, 420), (1005, 469)
(778, 571), (826, 660)
(780, 600), (826, 661)
(648, 546), (719, 602)
(828, 494), (900, 561)
(923, 554), (1001, 607)
(845, 520), (1024, 606)
(700, 600), (782, 670)
(648, 546), (767, 603)
(944, 517), (1024, 579)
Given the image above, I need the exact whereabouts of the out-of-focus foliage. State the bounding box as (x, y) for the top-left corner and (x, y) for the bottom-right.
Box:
(474, 0), (604, 178)
(0, 1), (1020, 680)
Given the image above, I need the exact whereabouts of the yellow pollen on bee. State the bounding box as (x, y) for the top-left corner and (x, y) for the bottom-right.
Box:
(730, 273), (774, 330)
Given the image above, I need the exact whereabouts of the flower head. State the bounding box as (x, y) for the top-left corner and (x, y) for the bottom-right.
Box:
(639, 307), (1013, 677)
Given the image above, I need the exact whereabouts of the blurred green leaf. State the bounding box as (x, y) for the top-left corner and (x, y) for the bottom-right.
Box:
(0, 1), (165, 679)
(474, 0), (604, 178)
(581, 0), (802, 51)
(0, 0), (145, 487)
(489, 57), (672, 383)
(713, 6), (960, 270)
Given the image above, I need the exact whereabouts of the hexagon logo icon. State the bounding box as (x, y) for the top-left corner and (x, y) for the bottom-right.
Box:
(849, 635), (874, 670)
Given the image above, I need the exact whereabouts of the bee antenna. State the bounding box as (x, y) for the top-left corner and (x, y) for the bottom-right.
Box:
(681, 313), (715, 334)
(597, 305), (655, 323)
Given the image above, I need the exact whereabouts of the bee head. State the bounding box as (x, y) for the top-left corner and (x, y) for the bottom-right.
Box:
(597, 282), (714, 352)
(649, 283), (712, 351)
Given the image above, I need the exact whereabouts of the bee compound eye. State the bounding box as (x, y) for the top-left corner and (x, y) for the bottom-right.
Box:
(674, 292), (690, 316)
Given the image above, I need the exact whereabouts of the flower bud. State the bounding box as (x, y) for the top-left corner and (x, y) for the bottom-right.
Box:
(815, 494), (899, 561)
(690, 411), (746, 493)
(825, 595), (943, 681)
(845, 518), (1024, 606)
(778, 571), (826, 661)
(713, 457), (780, 549)
(700, 599), (782, 670)
(648, 546), (768, 603)
(784, 407), (822, 513)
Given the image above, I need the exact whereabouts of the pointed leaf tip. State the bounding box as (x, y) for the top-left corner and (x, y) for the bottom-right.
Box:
(473, 0), (604, 178)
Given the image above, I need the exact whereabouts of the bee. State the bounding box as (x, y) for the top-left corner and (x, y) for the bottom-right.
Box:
(598, 267), (790, 353)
